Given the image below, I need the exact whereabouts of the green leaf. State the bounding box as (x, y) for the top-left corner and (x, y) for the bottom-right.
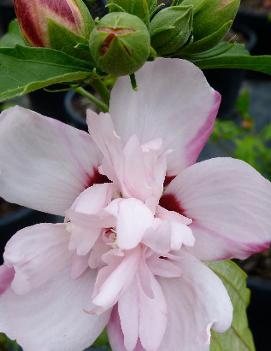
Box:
(0, 20), (26, 48)
(181, 20), (233, 54)
(208, 261), (255, 351)
(184, 41), (248, 60)
(0, 45), (92, 102)
(108, 0), (150, 25)
(190, 42), (271, 76)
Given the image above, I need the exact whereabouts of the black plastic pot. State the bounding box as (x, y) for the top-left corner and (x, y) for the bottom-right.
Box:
(204, 25), (257, 118)
(236, 7), (271, 55)
(85, 0), (107, 18)
(0, 205), (58, 264)
(247, 277), (271, 351)
(0, 1), (15, 34)
(64, 90), (98, 132)
(29, 89), (67, 122)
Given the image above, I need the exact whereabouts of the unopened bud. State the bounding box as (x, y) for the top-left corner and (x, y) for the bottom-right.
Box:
(14, 0), (94, 57)
(89, 12), (151, 76)
(150, 5), (193, 56)
(181, 0), (240, 54)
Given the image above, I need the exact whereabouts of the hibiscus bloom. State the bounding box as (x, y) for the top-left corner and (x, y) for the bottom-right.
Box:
(0, 58), (270, 351)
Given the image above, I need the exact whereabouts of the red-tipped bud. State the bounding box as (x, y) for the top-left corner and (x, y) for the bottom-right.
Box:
(14, 0), (94, 54)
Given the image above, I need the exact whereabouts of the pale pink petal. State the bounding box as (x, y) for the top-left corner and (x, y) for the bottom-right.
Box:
(0, 265), (15, 295)
(118, 280), (139, 351)
(0, 268), (110, 351)
(156, 205), (192, 226)
(106, 198), (154, 250)
(67, 184), (114, 256)
(109, 58), (220, 176)
(143, 218), (194, 254)
(138, 259), (155, 299)
(170, 221), (195, 250)
(123, 135), (155, 202)
(138, 272), (167, 351)
(88, 237), (110, 269)
(87, 111), (124, 188)
(108, 306), (144, 351)
(92, 249), (140, 312)
(163, 158), (271, 260)
(71, 254), (89, 279)
(4, 224), (72, 295)
(70, 183), (113, 215)
(143, 220), (172, 254)
(147, 256), (182, 278)
(0, 106), (101, 215)
(158, 252), (232, 351)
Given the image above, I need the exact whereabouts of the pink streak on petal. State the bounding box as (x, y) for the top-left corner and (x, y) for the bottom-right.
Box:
(186, 91), (221, 166)
(40, 0), (77, 24)
(0, 265), (15, 295)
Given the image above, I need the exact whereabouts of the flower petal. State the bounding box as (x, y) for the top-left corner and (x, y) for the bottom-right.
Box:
(0, 106), (100, 215)
(158, 252), (232, 351)
(118, 280), (139, 351)
(4, 224), (72, 294)
(109, 58), (220, 175)
(115, 198), (154, 250)
(108, 306), (144, 351)
(138, 271), (167, 351)
(0, 265), (15, 295)
(92, 249), (140, 312)
(67, 184), (114, 256)
(163, 158), (271, 260)
(0, 267), (110, 351)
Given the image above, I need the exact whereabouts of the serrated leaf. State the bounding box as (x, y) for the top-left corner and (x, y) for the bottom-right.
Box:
(0, 45), (92, 102)
(208, 261), (255, 351)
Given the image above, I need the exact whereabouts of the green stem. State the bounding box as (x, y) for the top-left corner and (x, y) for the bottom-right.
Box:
(90, 78), (110, 105)
(74, 86), (109, 112)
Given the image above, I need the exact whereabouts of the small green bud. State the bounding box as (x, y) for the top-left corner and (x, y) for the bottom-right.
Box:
(89, 12), (151, 76)
(150, 5), (193, 56)
(181, 0), (240, 54)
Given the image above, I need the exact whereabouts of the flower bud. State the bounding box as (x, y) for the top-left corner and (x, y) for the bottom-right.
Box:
(181, 0), (240, 54)
(14, 0), (94, 57)
(150, 5), (193, 56)
(89, 12), (151, 76)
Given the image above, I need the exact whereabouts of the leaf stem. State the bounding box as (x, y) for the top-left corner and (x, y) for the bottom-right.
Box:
(74, 86), (109, 112)
(90, 78), (110, 105)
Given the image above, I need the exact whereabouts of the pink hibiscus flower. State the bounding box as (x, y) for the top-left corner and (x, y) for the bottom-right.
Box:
(0, 58), (270, 351)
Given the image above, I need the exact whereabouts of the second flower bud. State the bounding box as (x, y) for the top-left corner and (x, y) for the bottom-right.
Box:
(89, 12), (151, 76)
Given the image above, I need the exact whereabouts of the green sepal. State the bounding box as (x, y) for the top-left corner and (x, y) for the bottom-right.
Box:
(150, 5), (193, 56)
(48, 19), (92, 61)
(108, 0), (151, 25)
(181, 20), (233, 54)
